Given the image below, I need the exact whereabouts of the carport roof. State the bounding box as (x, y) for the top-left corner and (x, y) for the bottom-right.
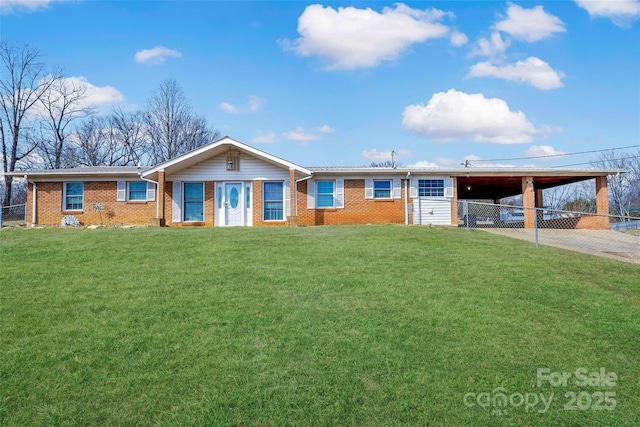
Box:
(309, 166), (623, 200)
(309, 166), (621, 176)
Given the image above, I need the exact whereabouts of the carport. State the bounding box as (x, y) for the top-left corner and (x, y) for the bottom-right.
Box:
(452, 169), (621, 229)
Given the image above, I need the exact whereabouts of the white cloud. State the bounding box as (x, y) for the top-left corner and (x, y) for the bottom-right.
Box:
(574, 0), (640, 26)
(0, 0), (70, 14)
(78, 80), (123, 110)
(251, 132), (276, 144)
(221, 96), (266, 114)
(467, 57), (564, 90)
(362, 148), (412, 162)
(494, 3), (566, 42)
(362, 149), (394, 162)
(134, 46), (182, 65)
(526, 145), (565, 158)
(27, 76), (124, 118)
(450, 30), (469, 46)
(402, 89), (539, 144)
(318, 124), (335, 133)
(470, 32), (510, 60)
(282, 127), (321, 144)
(248, 95), (266, 112)
(435, 156), (459, 166)
(219, 102), (239, 114)
(63, 77), (124, 108)
(407, 160), (439, 168)
(283, 3), (451, 70)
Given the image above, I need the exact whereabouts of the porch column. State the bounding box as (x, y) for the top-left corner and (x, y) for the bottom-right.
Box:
(595, 176), (610, 229)
(450, 176), (458, 226)
(535, 188), (544, 224)
(522, 176), (535, 229)
(595, 176), (609, 215)
(535, 189), (544, 208)
(158, 170), (166, 223)
(288, 168), (297, 226)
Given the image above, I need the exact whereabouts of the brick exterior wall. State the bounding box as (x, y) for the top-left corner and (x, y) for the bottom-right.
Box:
(29, 181), (156, 226)
(252, 180), (287, 227)
(296, 179), (407, 226)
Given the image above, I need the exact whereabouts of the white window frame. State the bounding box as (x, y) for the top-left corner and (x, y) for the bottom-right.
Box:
(418, 179), (445, 197)
(182, 182), (205, 222)
(263, 181), (285, 222)
(63, 182), (84, 211)
(127, 181), (147, 201)
(373, 179), (392, 199)
(316, 180), (335, 208)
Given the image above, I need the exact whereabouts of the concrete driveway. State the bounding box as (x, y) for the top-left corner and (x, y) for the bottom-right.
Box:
(482, 228), (640, 264)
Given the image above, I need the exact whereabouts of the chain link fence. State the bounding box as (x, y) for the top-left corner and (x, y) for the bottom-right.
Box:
(456, 201), (640, 264)
(0, 204), (26, 228)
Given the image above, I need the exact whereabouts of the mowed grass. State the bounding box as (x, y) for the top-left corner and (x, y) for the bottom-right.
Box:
(1, 225), (639, 426)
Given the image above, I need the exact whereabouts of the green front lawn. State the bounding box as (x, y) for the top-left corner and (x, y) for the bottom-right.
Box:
(1, 226), (638, 426)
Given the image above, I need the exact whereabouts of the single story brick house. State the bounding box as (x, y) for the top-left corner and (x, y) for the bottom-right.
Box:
(9, 136), (618, 229)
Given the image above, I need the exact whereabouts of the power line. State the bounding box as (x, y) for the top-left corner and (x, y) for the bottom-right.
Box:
(552, 154), (640, 168)
(471, 144), (640, 163)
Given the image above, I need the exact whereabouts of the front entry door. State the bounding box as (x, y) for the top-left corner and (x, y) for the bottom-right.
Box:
(225, 183), (244, 226)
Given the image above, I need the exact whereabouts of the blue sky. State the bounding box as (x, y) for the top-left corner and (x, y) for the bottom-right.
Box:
(2, 0), (639, 168)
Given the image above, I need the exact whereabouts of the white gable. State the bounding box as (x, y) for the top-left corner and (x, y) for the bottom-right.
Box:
(167, 153), (289, 182)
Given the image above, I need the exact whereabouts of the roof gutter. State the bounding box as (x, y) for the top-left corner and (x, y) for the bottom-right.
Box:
(405, 172), (410, 225)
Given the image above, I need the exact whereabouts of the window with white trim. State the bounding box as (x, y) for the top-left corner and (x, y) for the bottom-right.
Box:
(128, 182), (147, 201)
(263, 181), (283, 221)
(183, 182), (204, 222)
(316, 181), (335, 208)
(374, 180), (392, 199)
(64, 182), (84, 210)
(418, 179), (444, 197)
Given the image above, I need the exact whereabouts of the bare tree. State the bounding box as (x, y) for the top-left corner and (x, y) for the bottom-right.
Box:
(71, 115), (119, 166)
(71, 109), (147, 167)
(110, 107), (147, 165)
(0, 40), (61, 206)
(36, 76), (93, 169)
(370, 160), (403, 168)
(543, 179), (595, 212)
(144, 79), (218, 163)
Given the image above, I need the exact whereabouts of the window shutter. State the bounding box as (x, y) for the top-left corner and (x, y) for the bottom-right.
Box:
(364, 178), (373, 199)
(393, 178), (401, 199)
(335, 179), (344, 209)
(307, 180), (315, 209)
(444, 178), (454, 198)
(410, 178), (418, 198)
(146, 182), (156, 201)
(284, 180), (291, 217)
(117, 180), (126, 201)
(172, 181), (182, 222)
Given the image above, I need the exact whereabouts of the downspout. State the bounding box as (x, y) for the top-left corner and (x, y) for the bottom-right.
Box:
(30, 177), (37, 227)
(140, 175), (159, 218)
(405, 172), (410, 225)
(294, 173), (314, 218)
